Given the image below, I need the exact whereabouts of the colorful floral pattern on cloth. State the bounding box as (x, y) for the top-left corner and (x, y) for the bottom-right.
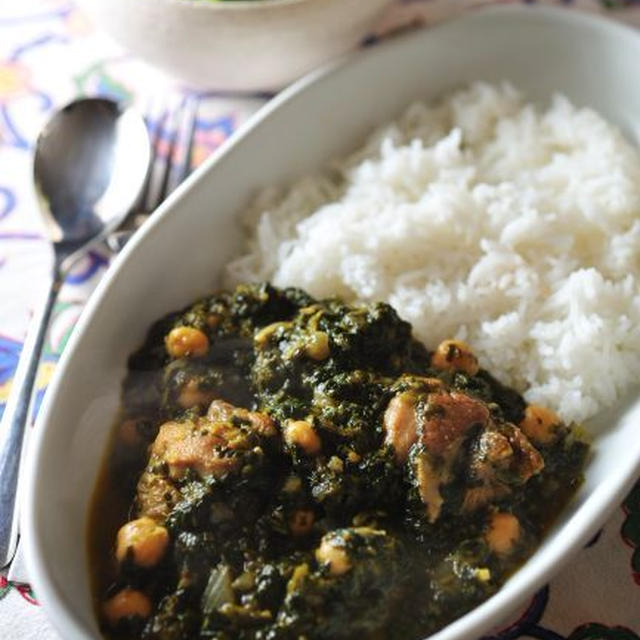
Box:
(0, 0), (639, 638)
(622, 481), (640, 586)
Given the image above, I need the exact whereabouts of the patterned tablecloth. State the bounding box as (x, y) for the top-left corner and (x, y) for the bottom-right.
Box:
(1, 0), (639, 638)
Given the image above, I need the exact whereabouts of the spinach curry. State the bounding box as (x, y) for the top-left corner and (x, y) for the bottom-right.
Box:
(90, 283), (588, 640)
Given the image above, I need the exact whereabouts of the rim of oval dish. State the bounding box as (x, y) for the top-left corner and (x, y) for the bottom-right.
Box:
(22, 5), (640, 640)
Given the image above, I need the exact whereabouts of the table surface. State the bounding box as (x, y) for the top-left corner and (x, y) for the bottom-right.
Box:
(0, 0), (639, 638)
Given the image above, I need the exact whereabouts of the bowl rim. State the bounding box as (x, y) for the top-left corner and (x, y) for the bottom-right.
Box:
(127, 0), (373, 13)
(22, 4), (640, 640)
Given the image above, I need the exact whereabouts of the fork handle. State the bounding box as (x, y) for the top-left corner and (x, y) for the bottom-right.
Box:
(0, 273), (61, 569)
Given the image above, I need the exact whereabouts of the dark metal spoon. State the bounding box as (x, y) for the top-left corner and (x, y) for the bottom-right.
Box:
(0, 98), (150, 568)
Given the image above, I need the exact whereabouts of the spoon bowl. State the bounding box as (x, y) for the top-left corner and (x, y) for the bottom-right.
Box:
(34, 98), (150, 269)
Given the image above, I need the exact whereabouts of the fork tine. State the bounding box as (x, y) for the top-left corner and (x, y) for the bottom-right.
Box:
(139, 113), (160, 211)
(105, 95), (198, 253)
(142, 103), (170, 213)
(104, 99), (162, 253)
(152, 97), (185, 211)
(177, 95), (199, 185)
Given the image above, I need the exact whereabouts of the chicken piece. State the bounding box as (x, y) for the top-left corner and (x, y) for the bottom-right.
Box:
(420, 391), (490, 457)
(386, 389), (490, 522)
(383, 392), (419, 463)
(468, 430), (514, 485)
(151, 420), (244, 481)
(383, 386), (486, 463)
(136, 470), (181, 520)
(402, 389), (544, 523)
(413, 452), (445, 523)
(207, 399), (277, 438)
(462, 424), (544, 513)
(503, 425), (544, 483)
(136, 402), (278, 519)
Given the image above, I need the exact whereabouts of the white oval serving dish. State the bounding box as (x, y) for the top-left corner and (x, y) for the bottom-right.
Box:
(23, 6), (640, 640)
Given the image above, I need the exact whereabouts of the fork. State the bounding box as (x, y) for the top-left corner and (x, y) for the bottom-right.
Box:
(106, 94), (199, 252)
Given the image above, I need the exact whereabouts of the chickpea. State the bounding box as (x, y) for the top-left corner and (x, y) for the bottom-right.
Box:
(486, 512), (521, 555)
(165, 326), (209, 358)
(206, 313), (221, 328)
(519, 405), (562, 446)
(118, 419), (142, 447)
(475, 567), (491, 582)
(315, 536), (351, 576)
(103, 588), (152, 627)
(299, 305), (320, 316)
(177, 379), (215, 409)
(283, 420), (322, 455)
(116, 517), (169, 568)
(327, 456), (344, 474)
(347, 450), (361, 464)
(287, 563), (310, 594)
(289, 509), (315, 537)
(305, 331), (330, 361)
(431, 339), (479, 376)
(254, 321), (290, 347)
(283, 475), (302, 493)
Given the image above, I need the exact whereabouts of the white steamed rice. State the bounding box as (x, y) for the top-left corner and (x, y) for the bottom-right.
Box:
(226, 82), (640, 423)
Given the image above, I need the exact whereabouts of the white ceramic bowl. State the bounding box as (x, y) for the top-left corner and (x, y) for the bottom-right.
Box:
(23, 6), (640, 640)
(76, 0), (393, 91)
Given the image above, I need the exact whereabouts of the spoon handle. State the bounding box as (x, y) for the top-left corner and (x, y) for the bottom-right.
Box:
(0, 275), (61, 569)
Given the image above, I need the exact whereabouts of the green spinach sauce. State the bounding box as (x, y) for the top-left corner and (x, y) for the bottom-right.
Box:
(90, 283), (588, 640)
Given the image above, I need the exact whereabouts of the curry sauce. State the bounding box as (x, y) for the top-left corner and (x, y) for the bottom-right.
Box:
(89, 282), (588, 639)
